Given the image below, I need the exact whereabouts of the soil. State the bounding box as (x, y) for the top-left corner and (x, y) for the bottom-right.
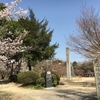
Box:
(0, 77), (98, 100)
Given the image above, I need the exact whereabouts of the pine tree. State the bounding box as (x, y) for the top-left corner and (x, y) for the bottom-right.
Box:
(0, 3), (6, 11)
(18, 8), (58, 70)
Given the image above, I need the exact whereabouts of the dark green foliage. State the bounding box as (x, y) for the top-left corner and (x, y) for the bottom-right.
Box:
(52, 72), (60, 85)
(72, 61), (77, 67)
(17, 71), (39, 85)
(36, 77), (45, 86)
(52, 74), (58, 86)
(0, 3), (6, 11)
(18, 8), (58, 68)
(0, 18), (7, 27)
(9, 75), (18, 82)
(3, 20), (24, 39)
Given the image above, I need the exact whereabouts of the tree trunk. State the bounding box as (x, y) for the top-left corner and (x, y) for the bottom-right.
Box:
(17, 59), (22, 74)
(1, 75), (5, 79)
(10, 64), (13, 76)
(28, 59), (31, 71)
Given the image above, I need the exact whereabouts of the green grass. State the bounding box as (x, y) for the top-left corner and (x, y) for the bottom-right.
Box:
(34, 84), (44, 89)
(21, 84), (44, 90)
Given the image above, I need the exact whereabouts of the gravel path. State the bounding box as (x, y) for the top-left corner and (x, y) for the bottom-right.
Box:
(0, 82), (97, 100)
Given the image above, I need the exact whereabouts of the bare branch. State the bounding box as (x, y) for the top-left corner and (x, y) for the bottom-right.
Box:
(67, 6), (100, 59)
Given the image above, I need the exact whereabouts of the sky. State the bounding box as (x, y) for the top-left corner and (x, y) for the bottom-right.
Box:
(1, 0), (100, 62)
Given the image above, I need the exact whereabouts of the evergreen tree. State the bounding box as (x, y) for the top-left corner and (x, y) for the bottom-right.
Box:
(0, 3), (7, 27)
(18, 8), (58, 70)
(0, 3), (6, 11)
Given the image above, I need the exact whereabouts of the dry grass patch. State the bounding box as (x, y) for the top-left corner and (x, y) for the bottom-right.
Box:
(0, 91), (12, 100)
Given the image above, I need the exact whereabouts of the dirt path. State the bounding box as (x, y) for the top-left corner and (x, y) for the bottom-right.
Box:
(0, 77), (97, 100)
(0, 81), (97, 100)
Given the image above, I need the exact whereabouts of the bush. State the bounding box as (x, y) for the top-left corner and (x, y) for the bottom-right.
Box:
(17, 71), (39, 85)
(36, 77), (45, 86)
(52, 72), (60, 85)
(52, 74), (58, 86)
(41, 71), (46, 78)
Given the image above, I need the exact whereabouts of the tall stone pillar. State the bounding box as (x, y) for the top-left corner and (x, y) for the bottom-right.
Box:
(66, 48), (71, 81)
(93, 59), (100, 100)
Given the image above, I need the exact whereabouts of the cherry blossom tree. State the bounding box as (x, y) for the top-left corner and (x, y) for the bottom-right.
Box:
(0, 0), (28, 20)
(0, 0), (28, 80)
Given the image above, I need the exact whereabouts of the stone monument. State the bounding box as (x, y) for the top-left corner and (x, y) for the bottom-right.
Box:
(93, 59), (100, 100)
(66, 48), (71, 81)
(46, 69), (52, 88)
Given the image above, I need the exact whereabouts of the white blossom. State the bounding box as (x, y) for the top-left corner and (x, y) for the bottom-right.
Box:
(5, 3), (8, 7)
(0, 0), (30, 72)
(0, 0), (28, 20)
(15, 7), (28, 18)
(0, 29), (28, 62)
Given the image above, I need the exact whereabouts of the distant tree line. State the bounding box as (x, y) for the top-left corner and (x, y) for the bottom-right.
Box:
(72, 61), (94, 77)
(34, 59), (94, 77)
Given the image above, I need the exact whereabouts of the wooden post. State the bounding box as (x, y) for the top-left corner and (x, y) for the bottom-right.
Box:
(93, 59), (100, 100)
(66, 48), (71, 81)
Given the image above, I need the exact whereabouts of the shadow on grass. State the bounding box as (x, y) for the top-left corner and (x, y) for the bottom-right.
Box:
(20, 84), (44, 90)
(70, 82), (96, 87)
(55, 89), (97, 100)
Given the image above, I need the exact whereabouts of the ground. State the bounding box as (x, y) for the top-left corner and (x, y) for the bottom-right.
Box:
(0, 77), (97, 100)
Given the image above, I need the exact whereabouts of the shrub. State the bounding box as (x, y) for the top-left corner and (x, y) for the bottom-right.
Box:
(41, 71), (46, 78)
(17, 71), (39, 85)
(52, 72), (60, 85)
(52, 74), (58, 86)
(36, 77), (45, 86)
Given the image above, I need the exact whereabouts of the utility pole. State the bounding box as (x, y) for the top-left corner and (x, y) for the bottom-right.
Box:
(66, 47), (71, 81)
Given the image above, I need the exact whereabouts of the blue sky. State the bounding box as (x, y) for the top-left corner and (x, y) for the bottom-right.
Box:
(1, 0), (100, 62)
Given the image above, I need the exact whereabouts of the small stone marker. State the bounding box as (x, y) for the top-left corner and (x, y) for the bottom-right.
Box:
(93, 59), (100, 100)
(46, 70), (52, 88)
